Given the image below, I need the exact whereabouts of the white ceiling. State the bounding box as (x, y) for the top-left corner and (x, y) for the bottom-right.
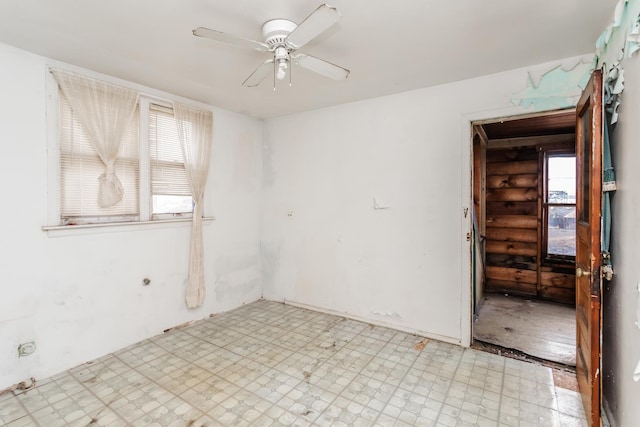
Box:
(0, 0), (615, 119)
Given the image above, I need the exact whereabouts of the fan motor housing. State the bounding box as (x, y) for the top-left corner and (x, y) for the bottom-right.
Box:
(262, 19), (297, 47)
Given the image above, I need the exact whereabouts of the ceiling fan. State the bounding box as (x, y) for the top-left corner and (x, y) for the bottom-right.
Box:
(193, 4), (350, 89)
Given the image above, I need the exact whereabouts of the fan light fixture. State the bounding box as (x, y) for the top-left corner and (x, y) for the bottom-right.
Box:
(193, 4), (350, 90)
(276, 60), (288, 81)
(273, 46), (290, 83)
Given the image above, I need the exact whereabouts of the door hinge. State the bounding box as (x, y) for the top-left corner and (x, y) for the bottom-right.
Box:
(466, 232), (472, 241)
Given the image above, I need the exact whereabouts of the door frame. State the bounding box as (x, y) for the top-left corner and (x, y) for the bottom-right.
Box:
(461, 107), (578, 346)
(460, 106), (545, 346)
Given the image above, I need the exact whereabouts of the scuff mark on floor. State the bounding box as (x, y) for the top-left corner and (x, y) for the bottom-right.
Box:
(163, 320), (194, 333)
(413, 338), (429, 351)
(0, 377), (36, 397)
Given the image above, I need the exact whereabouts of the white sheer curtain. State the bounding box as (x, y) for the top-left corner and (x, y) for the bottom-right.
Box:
(52, 69), (139, 208)
(174, 102), (213, 308)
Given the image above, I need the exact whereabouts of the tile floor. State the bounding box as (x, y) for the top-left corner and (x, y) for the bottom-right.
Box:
(0, 300), (588, 426)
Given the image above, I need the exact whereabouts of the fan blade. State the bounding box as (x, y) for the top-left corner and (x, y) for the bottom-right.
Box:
(193, 27), (269, 51)
(286, 4), (341, 49)
(242, 59), (274, 87)
(293, 54), (350, 80)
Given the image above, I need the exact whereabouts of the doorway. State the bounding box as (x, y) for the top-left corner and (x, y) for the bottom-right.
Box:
(470, 109), (578, 367)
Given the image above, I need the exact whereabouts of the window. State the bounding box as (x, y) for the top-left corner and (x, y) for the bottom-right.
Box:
(149, 105), (193, 218)
(58, 91), (192, 225)
(544, 153), (576, 259)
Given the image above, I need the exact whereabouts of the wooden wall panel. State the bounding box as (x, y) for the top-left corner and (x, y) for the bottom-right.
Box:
(484, 278), (537, 296)
(486, 160), (538, 175)
(486, 215), (537, 229)
(487, 174), (538, 189)
(486, 266), (537, 284)
(485, 241), (537, 257)
(486, 201), (537, 216)
(541, 271), (574, 288)
(540, 286), (575, 304)
(486, 188), (537, 202)
(485, 228), (538, 243)
(486, 254), (537, 271)
(486, 149), (539, 163)
(482, 144), (575, 304)
(484, 147), (539, 296)
(473, 134), (486, 239)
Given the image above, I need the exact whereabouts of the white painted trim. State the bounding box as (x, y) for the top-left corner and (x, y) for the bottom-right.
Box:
(282, 299), (462, 346)
(459, 115), (473, 347)
(42, 216), (214, 238)
(460, 104), (542, 347)
(472, 108), (576, 126)
(45, 67), (61, 226)
(459, 104), (575, 347)
(138, 97), (151, 221)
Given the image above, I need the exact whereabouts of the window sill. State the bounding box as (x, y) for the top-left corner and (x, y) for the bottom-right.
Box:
(42, 217), (215, 238)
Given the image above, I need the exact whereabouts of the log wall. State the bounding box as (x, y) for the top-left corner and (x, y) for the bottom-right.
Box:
(483, 145), (575, 305)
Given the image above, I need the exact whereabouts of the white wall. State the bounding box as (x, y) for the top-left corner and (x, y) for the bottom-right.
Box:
(604, 56), (640, 424)
(260, 57), (587, 344)
(598, 3), (640, 425)
(0, 42), (263, 390)
(0, 33), (612, 401)
(588, 1), (640, 424)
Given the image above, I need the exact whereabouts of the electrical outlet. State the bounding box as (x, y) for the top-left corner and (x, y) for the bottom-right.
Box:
(18, 341), (36, 357)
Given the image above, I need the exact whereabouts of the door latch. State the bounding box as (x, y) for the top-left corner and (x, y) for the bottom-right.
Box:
(576, 267), (592, 278)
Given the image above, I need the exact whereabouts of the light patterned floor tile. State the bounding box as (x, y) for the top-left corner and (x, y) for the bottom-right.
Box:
(3, 300), (585, 427)
(3, 415), (36, 427)
(0, 395), (27, 425)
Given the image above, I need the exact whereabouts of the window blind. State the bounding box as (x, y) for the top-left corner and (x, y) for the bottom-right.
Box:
(149, 104), (192, 214)
(59, 94), (140, 222)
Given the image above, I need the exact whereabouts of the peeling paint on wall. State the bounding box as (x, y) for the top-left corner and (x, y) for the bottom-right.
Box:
(511, 57), (593, 110)
(373, 197), (391, 210)
(371, 308), (401, 320)
(595, 0), (640, 126)
(596, 1), (626, 60)
(597, 0), (640, 68)
(605, 66), (625, 124)
(626, 13), (640, 57)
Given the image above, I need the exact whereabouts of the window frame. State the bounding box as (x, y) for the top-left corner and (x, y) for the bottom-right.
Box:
(147, 102), (194, 221)
(58, 95), (142, 225)
(44, 67), (211, 233)
(542, 149), (577, 263)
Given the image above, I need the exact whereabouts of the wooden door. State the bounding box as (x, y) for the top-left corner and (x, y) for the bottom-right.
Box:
(575, 70), (603, 427)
